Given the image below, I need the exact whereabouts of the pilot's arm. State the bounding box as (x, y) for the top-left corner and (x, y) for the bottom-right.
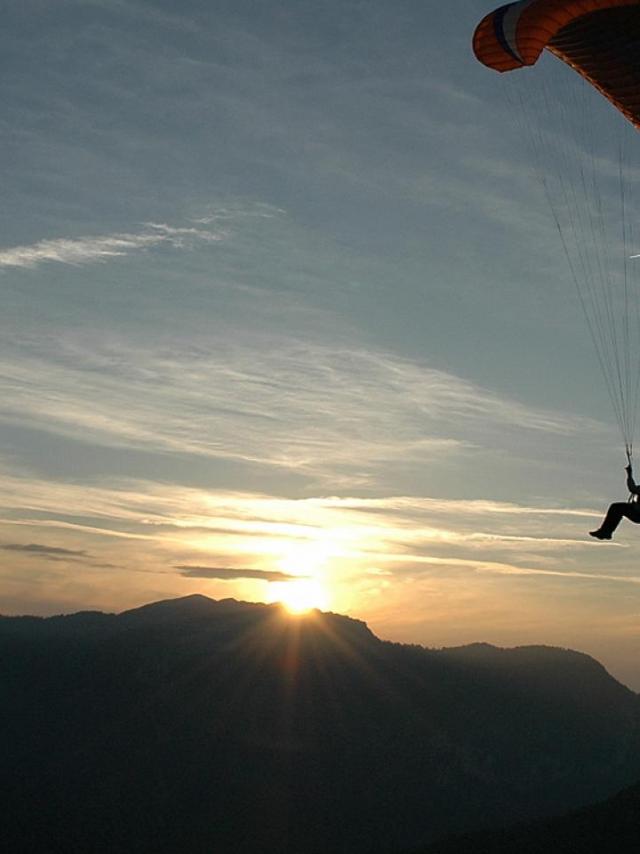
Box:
(626, 465), (640, 495)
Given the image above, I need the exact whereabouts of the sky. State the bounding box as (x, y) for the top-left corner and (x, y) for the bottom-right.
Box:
(3, 0), (640, 688)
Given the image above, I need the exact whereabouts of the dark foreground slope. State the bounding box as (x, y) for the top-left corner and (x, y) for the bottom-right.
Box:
(2, 595), (640, 854)
(416, 781), (640, 853)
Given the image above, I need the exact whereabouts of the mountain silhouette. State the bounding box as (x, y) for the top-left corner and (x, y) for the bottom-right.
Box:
(3, 594), (640, 853)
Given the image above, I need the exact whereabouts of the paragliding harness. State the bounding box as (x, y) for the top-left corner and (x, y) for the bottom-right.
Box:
(626, 447), (639, 504)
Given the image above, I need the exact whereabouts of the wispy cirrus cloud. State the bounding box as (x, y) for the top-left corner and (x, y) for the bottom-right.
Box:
(0, 472), (612, 583)
(0, 201), (286, 271)
(0, 333), (602, 490)
(0, 221), (225, 270)
(0, 475), (594, 531)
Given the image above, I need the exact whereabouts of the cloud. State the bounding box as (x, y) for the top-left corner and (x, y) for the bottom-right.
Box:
(0, 333), (601, 491)
(1, 542), (89, 558)
(0, 473), (618, 583)
(176, 565), (304, 582)
(2, 470), (640, 648)
(0, 221), (225, 270)
(191, 203), (285, 224)
(0, 540), (122, 569)
(0, 201), (286, 271)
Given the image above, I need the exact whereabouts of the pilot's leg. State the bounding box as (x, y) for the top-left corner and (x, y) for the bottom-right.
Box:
(590, 502), (629, 539)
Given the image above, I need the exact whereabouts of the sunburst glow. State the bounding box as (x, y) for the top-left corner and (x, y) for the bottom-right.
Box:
(264, 533), (338, 613)
(268, 578), (330, 614)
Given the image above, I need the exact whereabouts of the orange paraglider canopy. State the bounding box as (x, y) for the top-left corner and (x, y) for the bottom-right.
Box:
(473, 0), (640, 128)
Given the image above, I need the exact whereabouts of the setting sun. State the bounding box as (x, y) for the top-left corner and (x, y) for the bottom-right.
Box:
(268, 578), (330, 614)
(265, 533), (338, 613)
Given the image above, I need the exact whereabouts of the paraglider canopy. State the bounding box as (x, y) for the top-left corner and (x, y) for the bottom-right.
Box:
(473, 0), (640, 128)
(472, 0), (640, 460)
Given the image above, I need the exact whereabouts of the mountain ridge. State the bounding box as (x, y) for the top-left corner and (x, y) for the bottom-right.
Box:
(1, 594), (628, 684)
(3, 594), (640, 853)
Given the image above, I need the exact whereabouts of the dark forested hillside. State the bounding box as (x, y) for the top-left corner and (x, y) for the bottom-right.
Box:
(3, 595), (640, 853)
(414, 781), (640, 853)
